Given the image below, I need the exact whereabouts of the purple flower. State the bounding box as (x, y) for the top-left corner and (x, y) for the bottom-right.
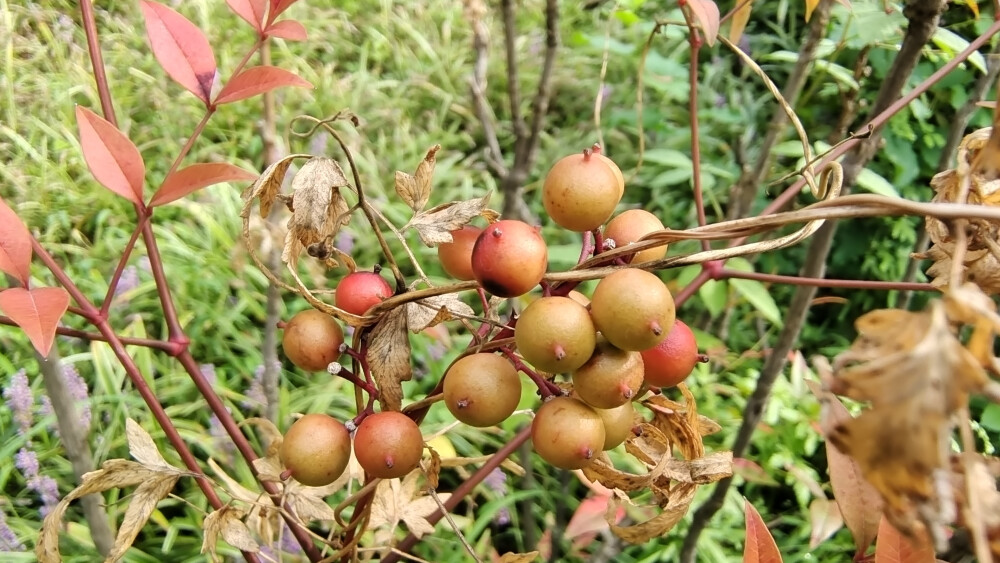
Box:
(484, 468), (507, 494)
(32, 476), (59, 516)
(62, 364), (91, 430)
(335, 230), (354, 255)
(0, 508), (23, 551)
(14, 449), (38, 477)
(114, 265), (139, 300)
(3, 371), (33, 436)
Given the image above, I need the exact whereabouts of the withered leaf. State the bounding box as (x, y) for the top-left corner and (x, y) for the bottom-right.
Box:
(240, 153), (311, 218)
(242, 417), (283, 458)
(808, 498), (845, 550)
(609, 482), (697, 543)
(285, 481), (340, 522)
(406, 191), (492, 247)
(368, 472), (451, 539)
(282, 157), (352, 267)
(208, 458), (266, 505)
(202, 506), (259, 557)
(498, 551), (540, 563)
(656, 451), (733, 485)
(744, 498), (783, 563)
(106, 473), (180, 562)
(366, 306), (412, 411)
(252, 454), (285, 483)
(126, 418), (184, 475)
(395, 144), (440, 212)
(406, 293), (475, 332)
(37, 460), (158, 562)
(424, 446), (442, 491)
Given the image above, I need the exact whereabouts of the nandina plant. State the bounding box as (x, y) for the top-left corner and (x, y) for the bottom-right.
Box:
(3, 1), (1000, 562)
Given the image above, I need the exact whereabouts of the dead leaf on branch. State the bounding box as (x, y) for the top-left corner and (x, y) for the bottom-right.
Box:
(125, 418), (186, 475)
(823, 295), (997, 548)
(366, 306), (412, 411)
(240, 153), (311, 218)
(406, 293), (475, 333)
(610, 482), (698, 544)
(202, 506), (260, 558)
(282, 157), (352, 268)
(405, 191), (494, 246)
(395, 144), (440, 212)
(498, 551), (541, 563)
(106, 473), (181, 562)
(368, 472), (451, 540)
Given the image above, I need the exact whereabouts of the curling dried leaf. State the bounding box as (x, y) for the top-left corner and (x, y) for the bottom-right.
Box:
(424, 446), (442, 491)
(498, 552), (540, 563)
(202, 506), (259, 557)
(395, 145), (440, 212)
(406, 191), (492, 246)
(240, 153), (311, 218)
(406, 293), (475, 332)
(366, 306), (411, 411)
(126, 418), (184, 474)
(285, 481), (341, 522)
(610, 482), (697, 543)
(105, 473), (180, 562)
(282, 158), (352, 267)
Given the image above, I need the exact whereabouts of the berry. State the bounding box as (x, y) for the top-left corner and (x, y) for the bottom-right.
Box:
(279, 414), (351, 487)
(281, 309), (344, 371)
(515, 296), (596, 374)
(604, 209), (667, 264)
(438, 225), (482, 281)
(571, 337), (644, 409)
(591, 144), (625, 198)
(640, 319), (699, 388)
(531, 397), (605, 470)
(444, 353), (521, 427)
(335, 271), (393, 316)
(590, 269), (675, 351)
(542, 151), (622, 232)
(471, 220), (548, 297)
(354, 411), (424, 479)
(593, 400), (635, 450)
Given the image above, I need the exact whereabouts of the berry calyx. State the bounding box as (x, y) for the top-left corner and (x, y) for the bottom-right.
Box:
(281, 309), (344, 372)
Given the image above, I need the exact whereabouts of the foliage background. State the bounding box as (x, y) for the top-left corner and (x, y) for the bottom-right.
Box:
(1, 0), (998, 561)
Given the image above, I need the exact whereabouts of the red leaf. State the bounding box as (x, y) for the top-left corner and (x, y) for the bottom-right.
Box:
(265, 19), (307, 41)
(268, 0), (301, 23)
(150, 163), (257, 207)
(744, 499), (783, 563)
(141, 1), (217, 104)
(687, 0), (720, 47)
(822, 391), (883, 557)
(214, 66), (312, 105)
(0, 198), (32, 286)
(225, 0), (265, 31)
(565, 493), (624, 540)
(0, 287), (70, 356)
(75, 106), (146, 205)
(874, 516), (935, 563)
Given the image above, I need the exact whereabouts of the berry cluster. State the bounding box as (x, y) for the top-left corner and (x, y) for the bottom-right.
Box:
(275, 146), (701, 486)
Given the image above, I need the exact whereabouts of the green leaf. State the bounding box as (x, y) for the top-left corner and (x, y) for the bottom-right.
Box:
(730, 278), (783, 326)
(698, 279), (728, 318)
(855, 168), (900, 198)
(643, 149), (692, 168)
(932, 28), (987, 74)
(981, 403), (1000, 432)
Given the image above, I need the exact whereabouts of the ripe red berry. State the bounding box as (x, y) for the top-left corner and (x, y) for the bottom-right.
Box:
(471, 220), (548, 297)
(640, 319), (698, 388)
(353, 411), (424, 479)
(438, 225), (483, 281)
(335, 271), (393, 316)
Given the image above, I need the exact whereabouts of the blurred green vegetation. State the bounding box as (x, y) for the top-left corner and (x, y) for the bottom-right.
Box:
(1, 0), (997, 561)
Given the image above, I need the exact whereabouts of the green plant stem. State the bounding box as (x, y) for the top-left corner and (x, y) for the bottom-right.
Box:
(381, 426), (534, 563)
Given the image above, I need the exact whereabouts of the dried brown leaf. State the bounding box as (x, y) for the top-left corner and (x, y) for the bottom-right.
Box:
(242, 417), (283, 457)
(366, 306), (411, 411)
(498, 551), (540, 563)
(282, 157), (352, 267)
(656, 451), (733, 485)
(240, 153), (310, 218)
(252, 454), (285, 482)
(609, 482), (697, 543)
(37, 460), (158, 562)
(728, 0), (752, 43)
(368, 472), (450, 539)
(406, 293), (475, 332)
(395, 145), (440, 212)
(105, 473), (180, 562)
(126, 418), (184, 474)
(406, 191), (492, 246)
(202, 506), (259, 557)
(424, 446), (442, 491)
(285, 481), (340, 522)
(208, 458), (266, 505)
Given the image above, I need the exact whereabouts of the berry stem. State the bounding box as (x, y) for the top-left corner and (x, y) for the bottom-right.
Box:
(500, 346), (561, 397)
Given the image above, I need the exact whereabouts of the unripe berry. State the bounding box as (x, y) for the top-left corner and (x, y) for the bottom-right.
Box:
(572, 338), (644, 409)
(471, 220), (548, 297)
(444, 353), (521, 427)
(531, 397), (605, 470)
(354, 411), (424, 479)
(282, 309), (344, 371)
(542, 151), (622, 232)
(640, 319), (699, 388)
(279, 414), (351, 487)
(438, 225), (482, 281)
(336, 271), (393, 316)
(593, 400), (635, 450)
(590, 269), (675, 351)
(604, 209), (667, 264)
(515, 296), (597, 374)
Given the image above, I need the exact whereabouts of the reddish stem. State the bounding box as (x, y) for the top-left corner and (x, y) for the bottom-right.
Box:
(680, 6), (709, 251)
(0, 317), (177, 352)
(100, 214), (149, 318)
(500, 347), (561, 397)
